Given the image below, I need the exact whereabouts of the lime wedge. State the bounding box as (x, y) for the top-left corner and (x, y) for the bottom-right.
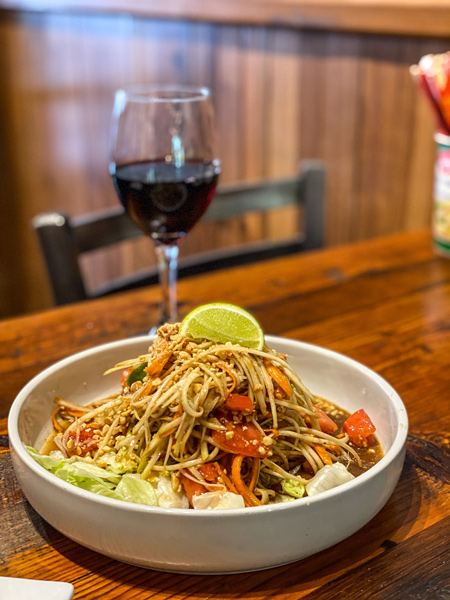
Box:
(179, 303), (265, 350)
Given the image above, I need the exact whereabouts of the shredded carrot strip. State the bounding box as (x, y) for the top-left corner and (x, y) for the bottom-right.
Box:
(139, 378), (154, 397)
(65, 407), (86, 418)
(314, 444), (333, 465)
(52, 407), (64, 432)
(217, 362), (237, 393)
(145, 351), (172, 377)
(231, 455), (262, 507)
(52, 406), (85, 432)
(214, 462), (239, 495)
(248, 458), (260, 492)
(264, 360), (292, 397)
(139, 360), (173, 397)
(263, 428), (279, 438)
(161, 425), (176, 439)
(161, 405), (183, 438)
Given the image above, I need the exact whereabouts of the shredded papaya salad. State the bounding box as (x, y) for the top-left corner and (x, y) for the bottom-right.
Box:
(29, 324), (378, 510)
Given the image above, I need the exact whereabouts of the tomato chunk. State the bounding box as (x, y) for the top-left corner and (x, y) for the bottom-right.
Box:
(224, 394), (254, 413)
(343, 409), (376, 447)
(179, 473), (207, 504)
(211, 411), (271, 458)
(180, 463), (219, 505)
(314, 406), (339, 434)
(303, 406), (338, 434)
(120, 368), (133, 388)
(197, 462), (219, 483)
(66, 426), (99, 457)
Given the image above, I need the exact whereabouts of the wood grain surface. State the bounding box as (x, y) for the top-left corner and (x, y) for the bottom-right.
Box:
(2, 0), (450, 37)
(1, 6), (449, 318)
(1, 228), (450, 599)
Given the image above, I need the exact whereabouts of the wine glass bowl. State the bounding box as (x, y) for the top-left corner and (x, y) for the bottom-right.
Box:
(109, 85), (220, 323)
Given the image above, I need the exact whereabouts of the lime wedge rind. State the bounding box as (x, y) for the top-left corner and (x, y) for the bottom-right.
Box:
(179, 303), (265, 350)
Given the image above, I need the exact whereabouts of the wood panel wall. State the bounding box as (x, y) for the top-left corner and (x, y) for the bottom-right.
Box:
(0, 6), (448, 317)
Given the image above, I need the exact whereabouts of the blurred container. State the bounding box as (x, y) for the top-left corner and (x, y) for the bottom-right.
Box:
(433, 132), (450, 257)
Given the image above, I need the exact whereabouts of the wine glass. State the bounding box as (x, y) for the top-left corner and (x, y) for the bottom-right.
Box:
(109, 84), (221, 326)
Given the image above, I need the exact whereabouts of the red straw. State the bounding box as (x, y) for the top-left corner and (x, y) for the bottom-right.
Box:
(410, 63), (450, 135)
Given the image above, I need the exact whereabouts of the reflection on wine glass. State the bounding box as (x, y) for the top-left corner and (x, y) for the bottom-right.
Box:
(109, 84), (221, 326)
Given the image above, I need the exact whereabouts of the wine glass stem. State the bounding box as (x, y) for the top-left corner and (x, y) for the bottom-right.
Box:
(154, 242), (179, 324)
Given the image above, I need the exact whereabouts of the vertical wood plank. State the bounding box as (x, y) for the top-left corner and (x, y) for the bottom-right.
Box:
(265, 27), (302, 178)
(355, 35), (421, 240)
(212, 24), (243, 183)
(2, 10), (450, 316)
(321, 33), (362, 244)
(240, 25), (268, 180)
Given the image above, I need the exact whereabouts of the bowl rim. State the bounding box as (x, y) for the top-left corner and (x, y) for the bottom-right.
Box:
(8, 334), (408, 518)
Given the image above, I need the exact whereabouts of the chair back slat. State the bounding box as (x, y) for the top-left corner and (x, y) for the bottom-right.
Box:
(32, 161), (326, 305)
(32, 213), (88, 305)
(301, 160), (325, 250)
(73, 208), (141, 253)
(204, 178), (299, 221)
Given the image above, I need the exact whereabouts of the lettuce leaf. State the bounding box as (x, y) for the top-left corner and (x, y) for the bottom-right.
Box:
(156, 476), (189, 509)
(305, 462), (355, 496)
(115, 474), (158, 506)
(26, 447), (66, 472)
(58, 460), (122, 485)
(27, 446), (124, 499)
(26, 447), (183, 507)
(281, 478), (305, 499)
(191, 490), (245, 510)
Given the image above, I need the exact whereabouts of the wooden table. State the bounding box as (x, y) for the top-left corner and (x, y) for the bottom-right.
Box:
(1, 228), (449, 599)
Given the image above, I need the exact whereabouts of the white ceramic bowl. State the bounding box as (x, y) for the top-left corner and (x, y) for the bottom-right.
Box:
(8, 335), (408, 574)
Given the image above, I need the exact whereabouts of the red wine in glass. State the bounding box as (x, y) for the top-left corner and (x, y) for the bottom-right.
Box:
(111, 159), (220, 244)
(110, 85), (220, 326)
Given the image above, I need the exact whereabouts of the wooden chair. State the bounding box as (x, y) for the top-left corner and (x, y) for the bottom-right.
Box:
(32, 161), (325, 305)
